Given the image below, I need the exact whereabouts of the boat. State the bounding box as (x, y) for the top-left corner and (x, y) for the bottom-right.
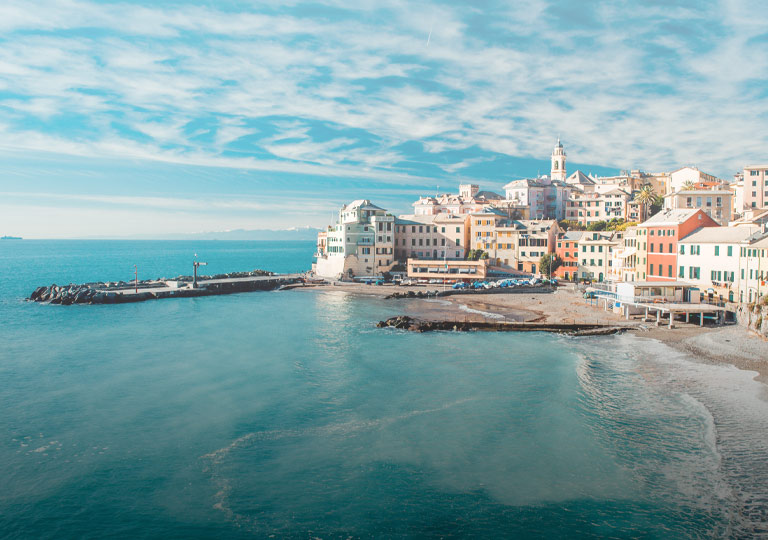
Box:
(0, 236), (22, 240)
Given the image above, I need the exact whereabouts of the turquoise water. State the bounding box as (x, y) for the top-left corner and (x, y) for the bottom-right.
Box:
(2, 241), (768, 538)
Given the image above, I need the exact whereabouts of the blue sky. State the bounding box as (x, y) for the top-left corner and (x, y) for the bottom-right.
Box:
(1, 0), (767, 238)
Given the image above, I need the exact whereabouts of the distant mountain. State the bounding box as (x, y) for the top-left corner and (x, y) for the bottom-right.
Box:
(139, 227), (322, 241)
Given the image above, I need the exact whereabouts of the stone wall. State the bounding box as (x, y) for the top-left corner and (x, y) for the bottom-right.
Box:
(733, 301), (768, 338)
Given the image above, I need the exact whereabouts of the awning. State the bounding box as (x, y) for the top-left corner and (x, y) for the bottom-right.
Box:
(459, 268), (470, 274)
(438, 268), (448, 273)
(428, 268), (439, 273)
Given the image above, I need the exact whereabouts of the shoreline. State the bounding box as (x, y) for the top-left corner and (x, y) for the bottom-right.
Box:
(293, 281), (768, 384)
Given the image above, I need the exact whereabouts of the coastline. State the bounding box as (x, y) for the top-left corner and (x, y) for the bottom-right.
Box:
(292, 282), (768, 383)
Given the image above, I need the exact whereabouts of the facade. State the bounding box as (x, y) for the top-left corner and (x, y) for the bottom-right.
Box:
(678, 226), (760, 303)
(469, 211), (559, 274)
(314, 200), (395, 279)
(565, 187), (632, 226)
(742, 165), (768, 211)
(637, 208), (719, 282)
(577, 231), (621, 282)
(554, 231), (584, 280)
(738, 235), (768, 303)
(663, 189), (732, 225)
(406, 259), (488, 281)
(393, 213), (469, 262)
(611, 227), (638, 282)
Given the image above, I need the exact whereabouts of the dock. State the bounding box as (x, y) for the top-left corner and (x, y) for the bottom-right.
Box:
(28, 270), (304, 305)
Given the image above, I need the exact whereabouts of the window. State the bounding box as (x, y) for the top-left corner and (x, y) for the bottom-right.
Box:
(650, 263), (654, 275)
(669, 243), (673, 253)
(680, 245), (685, 255)
(668, 265), (673, 277)
(679, 266), (685, 278)
(727, 246), (732, 256)
(715, 246), (720, 256)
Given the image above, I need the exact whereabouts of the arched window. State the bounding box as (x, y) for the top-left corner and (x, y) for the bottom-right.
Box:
(554, 161), (559, 170)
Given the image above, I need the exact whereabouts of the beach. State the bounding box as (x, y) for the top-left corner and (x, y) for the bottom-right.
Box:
(294, 281), (768, 383)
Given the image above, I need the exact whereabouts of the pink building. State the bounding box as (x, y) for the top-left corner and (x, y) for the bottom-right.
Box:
(743, 164), (768, 211)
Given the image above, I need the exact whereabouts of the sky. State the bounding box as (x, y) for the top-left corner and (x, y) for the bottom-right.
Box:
(1, 0), (767, 238)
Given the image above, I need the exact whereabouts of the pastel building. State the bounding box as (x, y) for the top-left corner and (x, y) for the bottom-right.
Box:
(469, 210), (560, 274)
(314, 200), (395, 279)
(663, 189), (733, 225)
(501, 140), (571, 220)
(393, 213), (469, 262)
(577, 231), (621, 282)
(742, 164), (768, 211)
(412, 183), (503, 216)
(668, 166), (723, 193)
(677, 226), (760, 303)
(554, 231), (585, 281)
(738, 234), (768, 303)
(638, 208), (719, 282)
(565, 187), (632, 226)
(611, 227), (639, 282)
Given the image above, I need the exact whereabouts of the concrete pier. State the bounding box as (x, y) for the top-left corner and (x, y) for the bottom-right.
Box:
(28, 271), (304, 305)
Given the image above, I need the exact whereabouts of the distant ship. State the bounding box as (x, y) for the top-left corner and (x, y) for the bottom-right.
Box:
(1, 236), (22, 240)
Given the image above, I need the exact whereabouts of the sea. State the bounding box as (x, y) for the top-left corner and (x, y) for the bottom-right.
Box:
(2, 240), (768, 538)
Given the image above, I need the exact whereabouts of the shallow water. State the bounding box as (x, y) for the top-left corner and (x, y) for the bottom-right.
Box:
(1, 240), (767, 537)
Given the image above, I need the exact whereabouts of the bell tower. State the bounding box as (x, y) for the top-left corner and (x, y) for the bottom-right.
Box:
(550, 138), (566, 182)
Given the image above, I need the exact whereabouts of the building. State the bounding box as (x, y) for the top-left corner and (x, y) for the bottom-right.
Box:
(554, 230), (585, 280)
(565, 187), (632, 226)
(610, 226), (638, 282)
(678, 226), (760, 303)
(663, 189), (733, 225)
(412, 183), (503, 216)
(314, 200), (395, 279)
(738, 232), (768, 304)
(741, 164), (768, 211)
(668, 166), (723, 193)
(393, 213), (469, 262)
(406, 258), (488, 281)
(469, 210), (560, 274)
(577, 231), (622, 282)
(637, 208), (719, 282)
(551, 138), (566, 181)
(501, 140), (572, 220)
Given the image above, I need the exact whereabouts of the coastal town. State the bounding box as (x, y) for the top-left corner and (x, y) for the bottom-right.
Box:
(313, 140), (767, 307)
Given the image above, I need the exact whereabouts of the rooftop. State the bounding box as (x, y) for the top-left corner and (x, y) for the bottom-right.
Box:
(638, 208), (704, 227)
(680, 225), (759, 243)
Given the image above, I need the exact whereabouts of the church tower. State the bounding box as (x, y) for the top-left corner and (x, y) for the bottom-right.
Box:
(550, 138), (566, 182)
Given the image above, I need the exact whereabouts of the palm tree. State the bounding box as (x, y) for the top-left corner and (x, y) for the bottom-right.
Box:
(633, 185), (657, 220)
(681, 180), (696, 191)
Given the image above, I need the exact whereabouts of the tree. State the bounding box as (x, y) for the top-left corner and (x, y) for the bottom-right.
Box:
(587, 221), (607, 231)
(681, 180), (696, 191)
(539, 253), (562, 278)
(633, 185), (658, 220)
(558, 219), (584, 231)
(614, 221), (637, 231)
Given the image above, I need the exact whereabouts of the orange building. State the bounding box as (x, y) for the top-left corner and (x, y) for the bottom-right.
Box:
(554, 231), (584, 280)
(637, 209), (719, 282)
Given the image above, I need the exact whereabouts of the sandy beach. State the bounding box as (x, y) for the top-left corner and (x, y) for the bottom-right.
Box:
(294, 281), (768, 383)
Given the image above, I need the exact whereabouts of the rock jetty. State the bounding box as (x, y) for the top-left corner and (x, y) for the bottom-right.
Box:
(28, 269), (300, 305)
(377, 316), (628, 336)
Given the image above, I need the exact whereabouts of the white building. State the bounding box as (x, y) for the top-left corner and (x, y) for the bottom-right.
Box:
(314, 200), (395, 279)
(677, 225), (760, 303)
(668, 166), (723, 193)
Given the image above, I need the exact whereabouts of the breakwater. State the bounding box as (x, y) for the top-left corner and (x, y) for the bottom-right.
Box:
(28, 270), (302, 305)
(377, 315), (629, 336)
